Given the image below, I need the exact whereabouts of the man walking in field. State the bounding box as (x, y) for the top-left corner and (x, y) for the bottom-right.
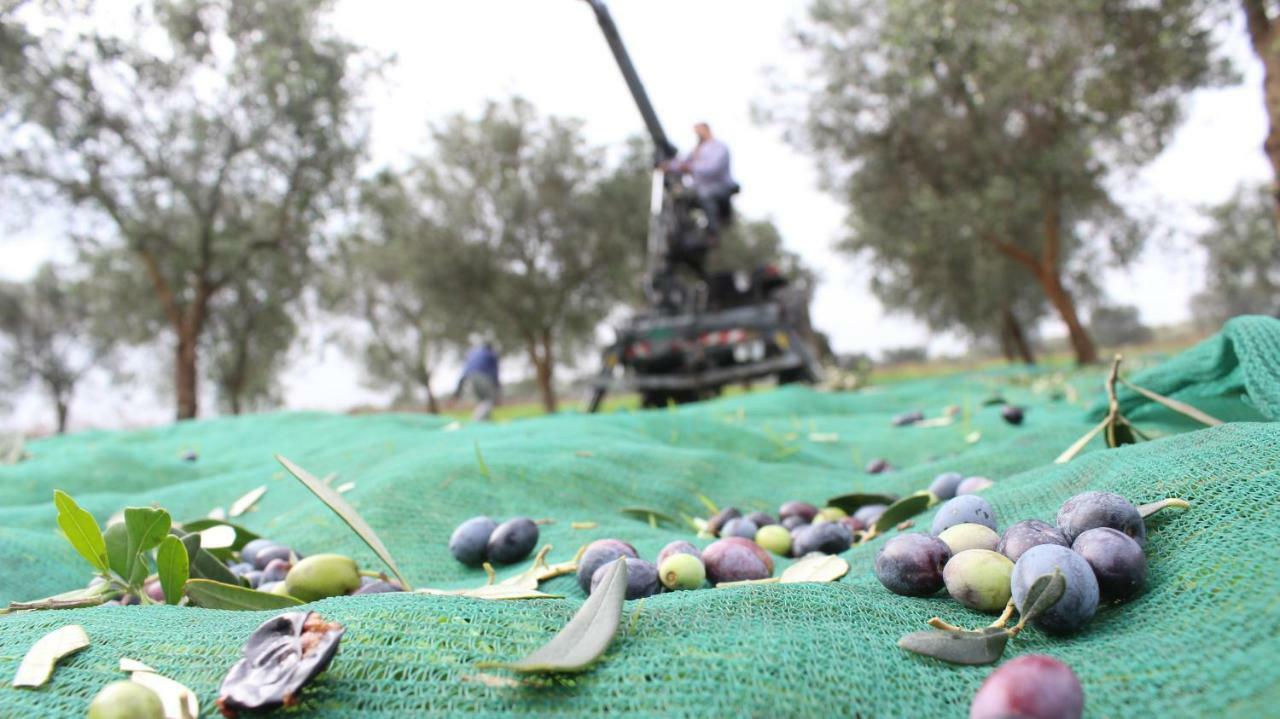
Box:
(454, 341), (501, 421)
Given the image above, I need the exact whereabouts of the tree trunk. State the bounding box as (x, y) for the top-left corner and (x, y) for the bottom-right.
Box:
(1002, 307), (1036, 365)
(1243, 1), (1280, 229)
(54, 397), (69, 434)
(424, 377), (439, 414)
(1036, 269), (1096, 365)
(175, 328), (200, 420)
(528, 330), (557, 414)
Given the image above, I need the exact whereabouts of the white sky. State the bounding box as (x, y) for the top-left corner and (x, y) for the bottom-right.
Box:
(0, 0), (1272, 433)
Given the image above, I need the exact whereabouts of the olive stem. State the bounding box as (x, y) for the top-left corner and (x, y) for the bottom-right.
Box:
(927, 617), (966, 632)
(988, 598), (1016, 629)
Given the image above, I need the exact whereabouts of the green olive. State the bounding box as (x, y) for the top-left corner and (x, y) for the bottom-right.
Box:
(754, 525), (792, 556)
(87, 681), (164, 719)
(658, 552), (706, 590)
(284, 554), (360, 601)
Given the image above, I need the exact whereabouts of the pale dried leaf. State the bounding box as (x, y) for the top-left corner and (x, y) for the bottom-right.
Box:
(197, 524), (236, 550)
(781, 554), (849, 583)
(119, 657), (155, 673)
(12, 625), (90, 687)
(131, 670), (198, 719)
(206, 507), (227, 521)
(570, 521), (597, 530)
(336, 482), (355, 494)
(228, 485), (267, 518)
(808, 432), (839, 443)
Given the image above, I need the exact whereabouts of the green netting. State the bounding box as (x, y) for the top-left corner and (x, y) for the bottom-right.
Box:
(3, 319), (1280, 717)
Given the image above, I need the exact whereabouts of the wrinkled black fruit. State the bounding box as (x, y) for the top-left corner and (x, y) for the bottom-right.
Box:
(217, 611), (344, 717)
(486, 517), (539, 564)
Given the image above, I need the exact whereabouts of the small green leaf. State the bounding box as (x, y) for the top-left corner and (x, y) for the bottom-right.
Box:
(11, 625), (91, 687)
(1017, 570), (1066, 627)
(53, 491), (108, 574)
(480, 557), (628, 673)
(694, 493), (719, 514)
(474, 442), (492, 479)
(178, 519), (260, 551)
(1137, 497), (1191, 519)
(825, 492), (899, 514)
(179, 532), (239, 585)
(898, 627), (1009, 665)
(618, 507), (679, 528)
(124, 507), (171, 582)
(873, 491), (937, 534)
(183, 579), (303, 610)
(156, 536), (189, 605)
(105, 523), (146, 585)
(276, 455), (411, 590)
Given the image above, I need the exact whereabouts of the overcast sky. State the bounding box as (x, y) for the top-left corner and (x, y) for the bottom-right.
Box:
(1, 0), (1272, 433)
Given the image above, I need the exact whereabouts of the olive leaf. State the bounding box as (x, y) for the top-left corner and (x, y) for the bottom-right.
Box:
(12, 624), (90, 687)
(106, 522), (148, 587)
(618, 507), (679, 528)
(120, 657), (156, 672)
(195, 524), (237, 550)
(178, 532), (240, 585)
(130, 670), (199, 719)
(1105, 415), (1138, 448)
(124, 507), (172, 583)
(2, 584), (112, 614)
(156, 535), (189, 605)
(479, 557), (628, 674)
(184, 579), (303, 610)
(825, 492), (899, 514)
(1138, 498), (1191, 519)
(1012, 570), (1066, 633)
(53, 490), (109, 574)
(474, 442), (493, 479)
(780, 554), (849, 583)
(1054, 416), (1110, 464)
(871, 491), (937, 536)
(276, 455), (411, 590)
(1119, 379), (1223, 427)
(897, 627), (1010, 666)
(178, 518), (260, 551)
(417, 546), (568, 600)
(228, 485), (267, 517)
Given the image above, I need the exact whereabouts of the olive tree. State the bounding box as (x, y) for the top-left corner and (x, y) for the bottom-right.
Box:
(0, 0), (371, 419)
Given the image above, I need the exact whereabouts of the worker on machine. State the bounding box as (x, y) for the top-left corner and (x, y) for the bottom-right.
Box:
(665, 120), (737, 273)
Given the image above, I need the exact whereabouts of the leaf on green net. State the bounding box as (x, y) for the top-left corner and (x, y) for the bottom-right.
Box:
(825, 492), (900, 514)
(474, 442), (492, 479)
(480, 557), (628, 673)
(53, 490), (108, 574)
(981, 396), (1007, 406)
(124, 507), (171, 582)
(156, 535), (189, 605)
(2, 584), (113, 614)
(177, 519), (260, 552)
(1138, 498), (1191, 519)
(418, 586), (564, 600)
(897, 627), (1009, 666)
(179, 532), (238, 586)
(780, 554), (849, 583)
(276, 454), (411, 590)
(1017, 570), (1066, 627)
(12, 624), (90, 687)
(694, 493), (719, 514)
(184, 579), (303, 610)
(873, 491), (937, 534)
(130, 669), (199, 719)
(228, 485), (267, 518)
(195, 524), (236, 550)
(106, 522), (146, 585)
(618, 507), (679, 527)
(1055, 416), (1111, 464)
(120, 657), (156, 673)
(1119, 379), (1223, 427)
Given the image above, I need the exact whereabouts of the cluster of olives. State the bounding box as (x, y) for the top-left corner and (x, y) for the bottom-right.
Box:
(709, 501), (879, 560)
(572, 536), (775, 599)
(232, 539), (401, 600)
(876, 490), (1148, 634)
(448, 516), (539, 566)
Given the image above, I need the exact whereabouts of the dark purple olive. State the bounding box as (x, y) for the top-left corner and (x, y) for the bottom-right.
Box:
(745, 511), (776, 527)
(970, 654), (1083, 719)
(778, 501), (819, 523)
(706, 507), (742, 537)
(703, 537), (773, 583)
(1001, 405), (1025, 425)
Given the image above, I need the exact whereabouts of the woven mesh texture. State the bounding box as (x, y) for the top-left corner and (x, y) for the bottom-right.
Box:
(2, 319), (1280, 717)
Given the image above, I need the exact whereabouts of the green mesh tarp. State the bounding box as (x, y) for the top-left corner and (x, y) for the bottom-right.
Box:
(2, 317), (1279, 717)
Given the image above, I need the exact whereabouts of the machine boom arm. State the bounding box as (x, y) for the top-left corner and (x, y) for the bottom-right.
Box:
(585, 0), (677, 162)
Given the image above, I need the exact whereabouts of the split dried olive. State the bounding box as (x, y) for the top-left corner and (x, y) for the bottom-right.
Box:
(217, 611), (345, 717)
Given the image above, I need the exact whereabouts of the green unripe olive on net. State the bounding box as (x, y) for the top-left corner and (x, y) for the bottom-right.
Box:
(938, 522), (1000, 554)
(942, 549), (1014, 614)
(755, 524), (792, 556)
(284, 554), (360, 602)
(658, 552), (706, 590)
(87, 681), (164, 719)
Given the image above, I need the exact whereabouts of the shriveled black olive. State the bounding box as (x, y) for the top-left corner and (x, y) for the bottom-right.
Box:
(216, 611), (345, 717)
